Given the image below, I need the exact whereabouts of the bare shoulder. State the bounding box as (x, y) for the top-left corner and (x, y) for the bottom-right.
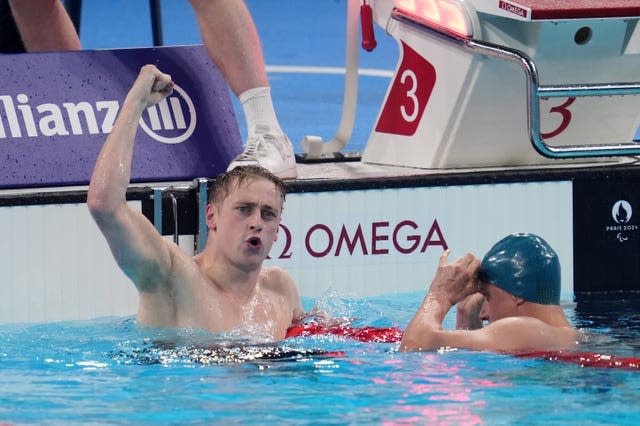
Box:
(486, 316), (563, 334)
(485, 316), (579, 350)
(260, 266), (296, 292)
(490, 316), (572, 331)
(259, 266), (303, 318)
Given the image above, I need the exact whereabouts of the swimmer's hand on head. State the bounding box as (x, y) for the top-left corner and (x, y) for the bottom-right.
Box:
(426, 250), (481, 308)
(400, 250), (482, 351)
(428, 250), (485, 329)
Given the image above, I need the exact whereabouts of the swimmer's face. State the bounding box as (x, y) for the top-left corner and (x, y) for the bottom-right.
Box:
(207, 176), (282, 267)
(478, 281), (520, 323)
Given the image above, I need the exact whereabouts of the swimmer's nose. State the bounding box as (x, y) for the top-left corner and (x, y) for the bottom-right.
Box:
(249, 210), (263, 231)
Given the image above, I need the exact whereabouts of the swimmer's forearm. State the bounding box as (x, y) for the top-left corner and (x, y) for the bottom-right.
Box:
(88, 97), (146, 213)
(90, 66), (172, 214)
(455, 293), (484, 330)
(419, 291), (452, 325)
(456, 311), (483, 330)
(400, 292), (451, 351)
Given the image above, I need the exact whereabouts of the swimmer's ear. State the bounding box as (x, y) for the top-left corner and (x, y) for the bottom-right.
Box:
(205, 203), (217, 231)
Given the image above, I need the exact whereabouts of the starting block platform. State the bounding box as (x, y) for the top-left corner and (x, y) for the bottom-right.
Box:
(475, 0), (640, 20)
(361, 0), (640, 168)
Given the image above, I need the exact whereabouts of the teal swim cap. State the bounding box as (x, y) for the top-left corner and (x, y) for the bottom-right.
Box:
(479, 233), (560, 305)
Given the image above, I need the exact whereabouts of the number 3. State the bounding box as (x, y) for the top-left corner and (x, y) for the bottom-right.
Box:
(400, 69), (419, 123)
(541, 97), (576, 139)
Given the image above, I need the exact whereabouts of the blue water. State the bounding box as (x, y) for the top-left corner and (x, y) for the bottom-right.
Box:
(1, 291), (640, 425)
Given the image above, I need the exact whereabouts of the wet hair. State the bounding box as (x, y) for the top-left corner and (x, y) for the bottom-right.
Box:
(208, 165), (287, 208)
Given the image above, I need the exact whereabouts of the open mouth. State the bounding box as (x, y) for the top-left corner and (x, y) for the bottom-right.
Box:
(247, 236), (262, 249)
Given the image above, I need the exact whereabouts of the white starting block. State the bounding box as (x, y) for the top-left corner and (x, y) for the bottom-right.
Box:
(361, 0), (640, 168)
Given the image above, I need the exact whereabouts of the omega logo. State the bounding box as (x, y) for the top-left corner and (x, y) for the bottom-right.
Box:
(269, 219), (447, 260)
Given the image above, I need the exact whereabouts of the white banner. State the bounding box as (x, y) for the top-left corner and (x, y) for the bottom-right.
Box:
(268, 181), (573, 299)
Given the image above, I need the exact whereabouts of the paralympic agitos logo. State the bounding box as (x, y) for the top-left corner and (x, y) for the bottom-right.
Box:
(0, 84), (195, 144)
(268, 218), (448, 260)
(605, 199), (639, 243)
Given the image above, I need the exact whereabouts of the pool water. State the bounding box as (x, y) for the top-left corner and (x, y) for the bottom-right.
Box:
(1, 291), (640, 425)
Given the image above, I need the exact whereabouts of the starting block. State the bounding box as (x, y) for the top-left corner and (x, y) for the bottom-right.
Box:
(362, 0), (640, 168)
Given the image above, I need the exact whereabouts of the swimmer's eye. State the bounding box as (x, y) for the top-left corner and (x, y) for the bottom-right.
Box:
(262, 209), (278, 220)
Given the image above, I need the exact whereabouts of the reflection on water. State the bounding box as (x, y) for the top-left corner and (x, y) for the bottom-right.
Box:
(574, 294), (640, 354)
(1, 291), (640, 425)
(112, 339), (340, 366)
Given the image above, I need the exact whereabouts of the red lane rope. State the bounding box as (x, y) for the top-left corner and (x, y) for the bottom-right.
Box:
(286, 324), (640, 370)
(285, 323), (403, 343)
(514, 350), (640, 370)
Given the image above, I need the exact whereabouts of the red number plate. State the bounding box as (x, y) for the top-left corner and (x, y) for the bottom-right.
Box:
(375, 41), (436, 136)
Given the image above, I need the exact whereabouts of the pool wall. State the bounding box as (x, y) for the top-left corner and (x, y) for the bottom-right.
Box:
(269, 180), (573, 299)
(0, 173), (576, 324)
(0, 198), (139, 323)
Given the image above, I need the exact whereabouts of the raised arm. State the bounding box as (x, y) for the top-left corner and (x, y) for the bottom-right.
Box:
(87, 65), (175, 292)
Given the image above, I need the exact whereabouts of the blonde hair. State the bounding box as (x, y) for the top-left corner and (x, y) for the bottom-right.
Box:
(209, 165), (287, 208)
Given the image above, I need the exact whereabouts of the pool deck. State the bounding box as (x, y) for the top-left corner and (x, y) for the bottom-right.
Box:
(295, 157), (640, 181)
(0, 154), (638, 197)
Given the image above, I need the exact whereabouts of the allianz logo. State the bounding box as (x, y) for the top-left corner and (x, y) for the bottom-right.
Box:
(0, 84), (196, 144)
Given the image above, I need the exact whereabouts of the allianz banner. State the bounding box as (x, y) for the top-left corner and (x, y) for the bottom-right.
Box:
(0, 45), (242, 188)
